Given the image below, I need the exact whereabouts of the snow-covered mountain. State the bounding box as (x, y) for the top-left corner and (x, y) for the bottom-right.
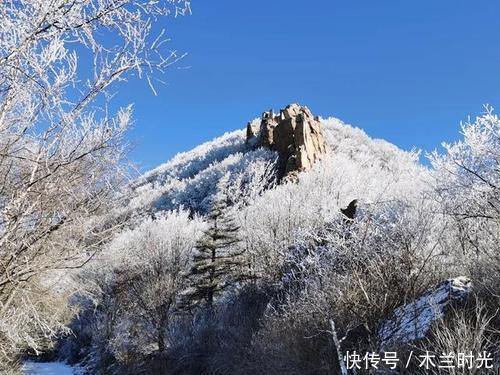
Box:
(124, 104), (427, 219)
(60, 105), (499, 375)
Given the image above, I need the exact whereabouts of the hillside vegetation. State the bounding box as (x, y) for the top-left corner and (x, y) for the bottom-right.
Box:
(55, 110), (499, 374)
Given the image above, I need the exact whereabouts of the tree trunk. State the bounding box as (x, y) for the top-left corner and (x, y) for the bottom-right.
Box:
(158, 328), (165, 352)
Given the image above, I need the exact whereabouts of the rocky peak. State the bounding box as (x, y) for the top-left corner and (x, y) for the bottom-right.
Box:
(246, 104), (328, 177)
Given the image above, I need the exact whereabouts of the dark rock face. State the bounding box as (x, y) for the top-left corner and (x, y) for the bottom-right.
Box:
(341, 199), (358, 220)
(246, 104), (328, 177)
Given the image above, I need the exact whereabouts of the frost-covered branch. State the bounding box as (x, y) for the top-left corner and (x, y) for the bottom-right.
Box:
(0, 0), (191, 368)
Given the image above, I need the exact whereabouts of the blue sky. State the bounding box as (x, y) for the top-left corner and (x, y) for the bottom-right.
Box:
(119, 0), (500, 171)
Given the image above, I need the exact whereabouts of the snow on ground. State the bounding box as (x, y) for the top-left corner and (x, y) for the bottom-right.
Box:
(23, 362), (76, 375)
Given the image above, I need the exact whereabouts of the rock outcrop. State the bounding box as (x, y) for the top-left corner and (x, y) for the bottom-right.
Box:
(378, 276), (472, 348)
(341, 199), (358, 220)
(246, 104), (328, 177)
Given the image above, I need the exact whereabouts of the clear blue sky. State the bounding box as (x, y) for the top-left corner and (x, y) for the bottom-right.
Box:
(120, 0), (500, 171)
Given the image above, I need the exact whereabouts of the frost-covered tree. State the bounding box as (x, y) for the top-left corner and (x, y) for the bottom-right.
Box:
(113, 212), (202, 352)
(109, 212), (202, 353)
(429, 108), (499, 265)
(63, 210), (203, 373)
(0, 0), (190, 368)
(430, 106), (499, 223)
(429, 107), (500, 311)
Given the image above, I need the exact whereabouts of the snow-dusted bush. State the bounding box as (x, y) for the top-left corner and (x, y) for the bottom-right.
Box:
(137, 130), (249, 185)
(420, 302), (498, 375)
(429, 107), (499, 223)
(239, 196), (450, 374)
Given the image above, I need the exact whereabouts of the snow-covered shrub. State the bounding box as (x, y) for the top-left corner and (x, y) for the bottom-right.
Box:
(239, 196), (451, 374)
(166, 285), (271, 375)
(430, 111), (499, 267)
(418, 302), (498, 375)
(136, 130), (249, 186)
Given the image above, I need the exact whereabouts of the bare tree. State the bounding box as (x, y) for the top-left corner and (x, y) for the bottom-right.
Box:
(0, 0), (190, 368)
(110, 213), (202, 354)
(429, 108), (499, 290)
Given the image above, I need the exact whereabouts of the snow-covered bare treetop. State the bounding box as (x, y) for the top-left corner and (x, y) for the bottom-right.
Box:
(0, 0), (190, 133)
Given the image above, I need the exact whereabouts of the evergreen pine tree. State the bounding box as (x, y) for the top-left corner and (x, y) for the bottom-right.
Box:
(184, 178), (249, 307)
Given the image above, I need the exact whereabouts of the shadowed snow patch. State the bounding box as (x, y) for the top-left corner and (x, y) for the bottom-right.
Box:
(23, 362), (77, 375)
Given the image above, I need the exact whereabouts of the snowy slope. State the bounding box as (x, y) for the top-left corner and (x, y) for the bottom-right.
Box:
(23, 362), (77, 375)
(122, 115), (426, 218)
(124, 127), (277, 215)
